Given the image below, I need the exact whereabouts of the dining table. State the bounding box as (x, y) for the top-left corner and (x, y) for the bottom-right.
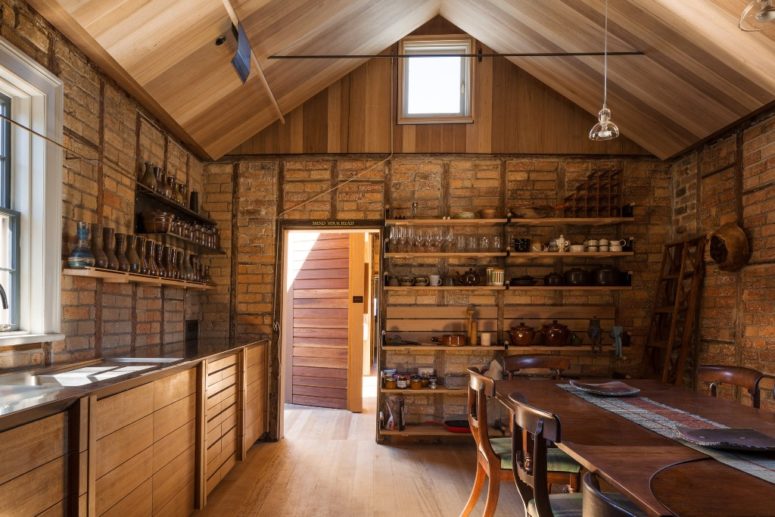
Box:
(494, 378), (775, 517)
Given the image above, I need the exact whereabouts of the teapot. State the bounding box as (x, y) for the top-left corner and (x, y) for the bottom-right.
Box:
(555, 234), (570, 253)
(509, 322), (535, 346)
(461, 268), (480, 286)
(542, 320), (570, 346)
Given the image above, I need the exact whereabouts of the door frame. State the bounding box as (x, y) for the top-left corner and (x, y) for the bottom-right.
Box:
(272, 220), (383, 440)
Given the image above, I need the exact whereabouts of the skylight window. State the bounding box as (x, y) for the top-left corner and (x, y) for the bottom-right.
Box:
(398, 36), (474, 124)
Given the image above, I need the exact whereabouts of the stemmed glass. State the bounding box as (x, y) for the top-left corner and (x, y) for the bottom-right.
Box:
(413, 229), (424, 252)
(432, 228), (444, 251)
(444, 229), (455, 252)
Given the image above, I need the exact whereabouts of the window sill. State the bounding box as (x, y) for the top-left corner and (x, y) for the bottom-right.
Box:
(0, 332), (64, 346)
(397, 115), (474, 125)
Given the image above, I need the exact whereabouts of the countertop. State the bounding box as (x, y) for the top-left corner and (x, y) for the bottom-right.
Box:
(0, 337), (270, 432)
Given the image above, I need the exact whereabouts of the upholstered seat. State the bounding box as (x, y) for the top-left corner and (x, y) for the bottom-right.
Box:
(491, 437), (581, 474)
(527, 493), (583, 517)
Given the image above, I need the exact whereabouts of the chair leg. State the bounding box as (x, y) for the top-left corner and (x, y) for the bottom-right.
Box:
(460, 462), (486, 517)
(482, 471), (501, 517)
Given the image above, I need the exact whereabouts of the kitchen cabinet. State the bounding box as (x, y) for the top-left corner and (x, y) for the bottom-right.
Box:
(92, 368), (197, 516)
(0, 413), (69, 515)
(203, 353), (239, 496)
(242, 342), (268, 453)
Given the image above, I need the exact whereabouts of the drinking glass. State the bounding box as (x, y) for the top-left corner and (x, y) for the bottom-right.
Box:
(432, 228), (444, 251)
(456, 234), (467, 252)
(444, 229), (455, 251)
(492, 235), (502, 251)
(413, 230), (424, 252)
(479, 235), (490, 251)
(467, 235), (478, 251)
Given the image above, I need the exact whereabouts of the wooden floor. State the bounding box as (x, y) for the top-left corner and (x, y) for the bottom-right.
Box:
(199, 381), (524, 516)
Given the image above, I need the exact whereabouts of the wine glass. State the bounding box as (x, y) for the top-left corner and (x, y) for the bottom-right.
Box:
(444, 229), (455, 251)
(432, 228), (444, 251)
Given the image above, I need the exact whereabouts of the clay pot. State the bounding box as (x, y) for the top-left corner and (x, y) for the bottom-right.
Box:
(91, 223), (108, 269)
(103, 227), (119, 271)
(594, 266), (621, 286)
(509, 322), (535, 346)
(155, 243), (167, 277)
(710, 223), (749, 272)
(136, 237), (149, 275)
(542, 320), (570, 346)
(146, 241), (159, 276)
(114, 233), (130, 272)
(139, 162), (157, 190)
(126, 235), (141, 274)
(564, 268), (590, 286)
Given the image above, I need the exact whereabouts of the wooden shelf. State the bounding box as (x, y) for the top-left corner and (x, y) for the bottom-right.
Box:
(386, 218), (507, 226)
(139, 232), (225, 255)
(380, 388), (466, 395)
(384, 285), (506, 291)
(508, 217), (634, 226)
(508, 252), (634, 259)
(63, 267), (213, 290)
(136, 183), (216, 225)
(385, 252), (507, 258)
(379, 424), (472, 437)
(506, 285), (632, 291)
(507, 345), (614, 352)
(383, 345), (507, 351)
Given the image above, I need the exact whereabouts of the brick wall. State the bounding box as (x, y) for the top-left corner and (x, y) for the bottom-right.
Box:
(203, 154), (671, 425)
(671, 109), (775, 411)
(0, 0), (206, 368)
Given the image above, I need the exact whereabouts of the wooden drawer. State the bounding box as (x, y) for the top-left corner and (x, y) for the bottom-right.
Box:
(207, 354), (237, 375)
(153, 446), (195, 513)
(154, 480), (194, 517)
(206, 426), (237, 480)
(205, 453), (236, 496)
(0, 456), (66, 516)
(96, 414), (153, 478)
(206, 403), (237, 449)
(95, 444), (153, 515)
(154, 393), (196, 441)
(96, 383), (154, 439)
(206, 381), (237, 413)
(100, 478), (152, 517)
(0, 412), (66, 485)
(153, 420), (195, 474)
(154, 368), (196, 410)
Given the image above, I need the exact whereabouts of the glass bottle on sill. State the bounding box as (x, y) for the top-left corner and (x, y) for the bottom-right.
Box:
(67, 221), (95, 269)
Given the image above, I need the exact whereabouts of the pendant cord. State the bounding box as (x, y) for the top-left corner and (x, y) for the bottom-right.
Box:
(603, 0), (609, 109)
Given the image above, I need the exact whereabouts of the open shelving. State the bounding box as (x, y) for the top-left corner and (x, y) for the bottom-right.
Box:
(135, 183), (216, 225)
(380, 388), (466, 395)
(139, 231), (225, 255)
(63, 267), (213, 290)
(385, 252), (507, 258)
(385, 218), (507, 226)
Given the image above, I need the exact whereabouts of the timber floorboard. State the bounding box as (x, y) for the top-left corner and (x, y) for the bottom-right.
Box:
(199, 387), (524, 516)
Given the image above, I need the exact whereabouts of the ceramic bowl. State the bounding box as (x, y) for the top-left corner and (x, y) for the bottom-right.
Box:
(569, 244), (585, 253)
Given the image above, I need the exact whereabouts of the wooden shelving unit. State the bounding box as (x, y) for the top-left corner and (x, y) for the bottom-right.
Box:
(136, 183), (216, 225)
(139, 231), (225, 255)
(380, 388), (466, 395)
(63, 267), (213, 290)
(385, 252), (507, 258)
(380, 211), (634, 439)
(386, 218), (507, 226)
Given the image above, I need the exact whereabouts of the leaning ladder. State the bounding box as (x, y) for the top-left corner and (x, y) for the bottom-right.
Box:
(642, 236), (707, 384)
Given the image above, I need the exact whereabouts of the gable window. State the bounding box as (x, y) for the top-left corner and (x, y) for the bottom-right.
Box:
(0, 37), (64, 345)
(398, 36), (474, 124)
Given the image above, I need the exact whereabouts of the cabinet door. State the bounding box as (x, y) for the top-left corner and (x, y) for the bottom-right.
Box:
(243, 343), (267, 451)
(0, 413), (68, 515)
(204, 353), (239, 496)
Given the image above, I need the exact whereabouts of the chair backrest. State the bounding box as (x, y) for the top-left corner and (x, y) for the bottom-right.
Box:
(697, 365), (764, 408)
(503, 355), (571, 380)
(503, 391), (562, 517)
(466, 367), (497, 463)
(582, 472), (642, 517)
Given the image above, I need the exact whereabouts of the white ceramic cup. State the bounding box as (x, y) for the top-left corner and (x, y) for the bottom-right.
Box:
(480, 333), (492, 347)
(599, 239), (609, 246)
(599, 246), (609, 252)
(586, 246), (599, 252)
(611, 239), (627, 246)
(569, 244), (585, 253)
(586, 239), (599, 247)
(429, 274), (441, 286)
(610, 245), (623, 252)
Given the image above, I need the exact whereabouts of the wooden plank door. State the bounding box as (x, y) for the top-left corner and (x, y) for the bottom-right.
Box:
(288, 232), (350, 409)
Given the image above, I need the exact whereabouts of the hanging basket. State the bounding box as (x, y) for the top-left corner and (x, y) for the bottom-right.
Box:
(709, 223), (750, 272)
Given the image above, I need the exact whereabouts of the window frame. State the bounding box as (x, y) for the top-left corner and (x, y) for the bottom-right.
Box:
(397, 35), (475, 125)
(0, 37), (64, 345)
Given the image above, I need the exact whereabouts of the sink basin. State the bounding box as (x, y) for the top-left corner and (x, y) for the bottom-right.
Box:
(109, 357), (183, 364)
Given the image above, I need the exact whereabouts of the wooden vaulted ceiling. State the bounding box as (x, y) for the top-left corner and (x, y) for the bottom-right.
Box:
(30, 0), (775, 160)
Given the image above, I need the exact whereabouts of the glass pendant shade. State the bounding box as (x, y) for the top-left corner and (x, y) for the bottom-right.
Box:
(589, 107), (620, 141)
(757, 1), (775, 22)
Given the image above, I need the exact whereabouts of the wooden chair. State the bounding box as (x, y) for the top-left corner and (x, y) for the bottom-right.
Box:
(503, 355), (571, 380)
(461, 369), (582, 517)
(504, 392), (583, 517)
(582, 472), (646, 517)
(697, 365), (765, 408)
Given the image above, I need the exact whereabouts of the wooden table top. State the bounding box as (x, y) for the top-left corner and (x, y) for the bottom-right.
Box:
(495, 378), (775, 517)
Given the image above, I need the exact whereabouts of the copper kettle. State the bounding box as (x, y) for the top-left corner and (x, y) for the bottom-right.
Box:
(509, 322), (535, 346)
(542, 320), (570, 346)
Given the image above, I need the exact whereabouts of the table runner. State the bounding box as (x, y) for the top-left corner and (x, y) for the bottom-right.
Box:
(558, 383), (775, 484)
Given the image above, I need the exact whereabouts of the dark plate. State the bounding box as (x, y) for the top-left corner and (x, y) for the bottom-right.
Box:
(510, 277), (537, 286)
(678, 428), (775, 451)
(569, 379), (641, 397)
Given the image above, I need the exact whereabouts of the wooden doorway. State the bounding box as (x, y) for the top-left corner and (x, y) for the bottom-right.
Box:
(280, 228), (380, 416)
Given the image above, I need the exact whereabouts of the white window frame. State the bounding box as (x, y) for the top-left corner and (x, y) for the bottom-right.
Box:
(397, 35), (475, 124)
(0, 37), (64, 345)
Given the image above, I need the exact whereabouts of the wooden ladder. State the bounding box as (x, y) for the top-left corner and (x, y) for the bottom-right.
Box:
(643, 236), (707, 384)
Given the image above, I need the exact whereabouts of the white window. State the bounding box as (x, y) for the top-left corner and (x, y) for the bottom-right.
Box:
(398, 36), (474, 124)
(0, 37), (64, 345)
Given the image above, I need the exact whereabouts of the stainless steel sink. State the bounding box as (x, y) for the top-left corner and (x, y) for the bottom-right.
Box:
(109, 357), (183, 364)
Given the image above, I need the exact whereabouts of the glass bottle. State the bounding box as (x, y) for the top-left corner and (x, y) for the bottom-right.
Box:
(126, 235), (141, 274)
(91, 222), (108, 269)
(67, 221), (95, 269)
(114, 233), (130, 272)
(103, 227), (120, 270)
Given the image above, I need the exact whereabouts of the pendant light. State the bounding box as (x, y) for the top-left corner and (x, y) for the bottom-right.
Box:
(589, 0), (619, 141)
(739, 0), (775, 31)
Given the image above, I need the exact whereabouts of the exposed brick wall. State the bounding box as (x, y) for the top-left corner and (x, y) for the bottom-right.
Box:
(0, 0), (206, 368)
(671, 109), (775, 411)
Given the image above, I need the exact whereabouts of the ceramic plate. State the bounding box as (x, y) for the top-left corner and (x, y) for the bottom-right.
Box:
(569, 379), (641, 397)
(678, 428), (775, 451)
